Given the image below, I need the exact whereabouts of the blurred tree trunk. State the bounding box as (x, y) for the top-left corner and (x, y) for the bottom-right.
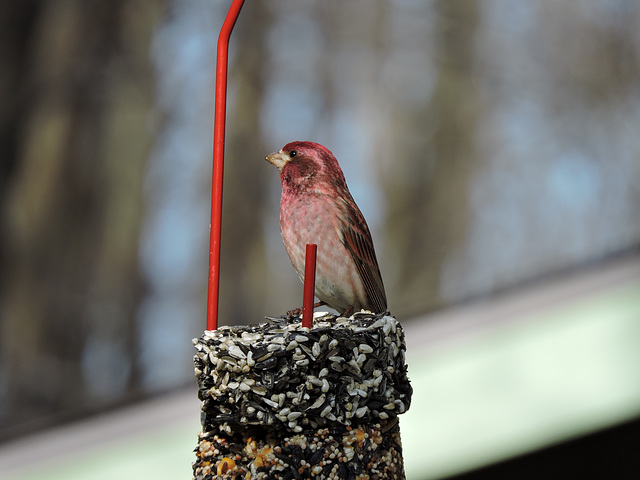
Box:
(219, 0), (271, 324)
(0, 0), (161, 438)
(384, 0), (481, 317)
(0, 0), (43, 196)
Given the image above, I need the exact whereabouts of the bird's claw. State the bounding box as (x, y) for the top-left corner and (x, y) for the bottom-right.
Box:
(286, 301), (327, 319)
(286, 307), (302, 318)
(341, 306), (355, 317)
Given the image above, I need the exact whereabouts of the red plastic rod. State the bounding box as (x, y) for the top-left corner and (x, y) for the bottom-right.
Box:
(302, 244), (318, 328)
(207, 0), (245, 331)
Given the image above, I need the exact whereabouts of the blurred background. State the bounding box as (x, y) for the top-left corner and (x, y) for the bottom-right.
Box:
(1, 0), (639, 478)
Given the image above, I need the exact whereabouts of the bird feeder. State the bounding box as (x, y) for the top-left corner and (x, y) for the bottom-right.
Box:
(193, 2), (412, 478)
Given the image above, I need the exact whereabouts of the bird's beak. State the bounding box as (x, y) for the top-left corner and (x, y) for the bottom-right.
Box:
(265, 150), (289, 170)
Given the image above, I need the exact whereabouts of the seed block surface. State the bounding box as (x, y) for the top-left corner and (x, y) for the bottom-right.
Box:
(193, 312), (412, 479)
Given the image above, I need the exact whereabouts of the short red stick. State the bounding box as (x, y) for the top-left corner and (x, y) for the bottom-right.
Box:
(302, 244), (317, 328)
(206, 0), (245, 331)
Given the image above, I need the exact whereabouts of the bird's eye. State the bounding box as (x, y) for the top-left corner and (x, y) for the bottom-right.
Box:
(289, 150), (297, 158)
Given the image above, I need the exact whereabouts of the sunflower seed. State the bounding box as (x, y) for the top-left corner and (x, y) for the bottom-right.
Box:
(262, 397), (278, 408)
(355, 406), (368, 418)
(228, 344), (246, 359)
(287, 411), (302, 421)
(309, 394), (325, 409)
(251, 385), (267, 395)
(320, 405), (332, 418)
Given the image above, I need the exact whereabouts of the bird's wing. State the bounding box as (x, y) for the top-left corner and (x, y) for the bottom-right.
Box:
(339, 199), (388, 313)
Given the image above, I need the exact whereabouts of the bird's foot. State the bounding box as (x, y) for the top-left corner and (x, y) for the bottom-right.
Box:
(342, 306), (354, 317)
(286, 301), (327, 319)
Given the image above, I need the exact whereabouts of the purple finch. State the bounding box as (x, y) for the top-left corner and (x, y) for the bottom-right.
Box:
(266, 141), (387, 315)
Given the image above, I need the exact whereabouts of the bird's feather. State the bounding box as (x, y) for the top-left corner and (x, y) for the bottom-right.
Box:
(339, 198), (387, 313)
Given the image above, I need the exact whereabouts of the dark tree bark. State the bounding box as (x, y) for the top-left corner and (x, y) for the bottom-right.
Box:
(384, 1), (481, 317)
(0, 0), (160, 439)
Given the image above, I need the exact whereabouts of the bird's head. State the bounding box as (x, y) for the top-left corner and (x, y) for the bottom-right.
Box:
(266, 141), (346, 192)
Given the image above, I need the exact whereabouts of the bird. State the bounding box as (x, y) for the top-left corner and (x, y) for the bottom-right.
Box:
(265, 141), (387, 315)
